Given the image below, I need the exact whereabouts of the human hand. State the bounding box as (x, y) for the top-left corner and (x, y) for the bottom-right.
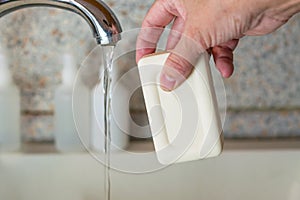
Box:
(136, 0), (300, 91)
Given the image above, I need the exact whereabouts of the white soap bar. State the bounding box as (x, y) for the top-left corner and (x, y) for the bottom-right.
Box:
(138, 52), (223, 165)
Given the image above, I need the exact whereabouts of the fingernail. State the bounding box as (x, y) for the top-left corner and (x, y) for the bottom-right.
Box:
(160, 73), (176, 91)
(221, 71), (226, 78)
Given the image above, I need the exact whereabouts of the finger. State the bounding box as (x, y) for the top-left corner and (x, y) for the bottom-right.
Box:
(212, 39), (239, 78)
(166, 17), (185, 50)
(136, 1), (176, 63)
(160, 52), (193, 91)
(160, 33), (205, 91)
(136, 27), (166, 63)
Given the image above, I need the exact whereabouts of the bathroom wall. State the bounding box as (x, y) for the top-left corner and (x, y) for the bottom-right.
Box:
(0, 0), (299, 141)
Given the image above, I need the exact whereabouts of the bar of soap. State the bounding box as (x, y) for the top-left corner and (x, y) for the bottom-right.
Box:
(138, 52), (223, 165)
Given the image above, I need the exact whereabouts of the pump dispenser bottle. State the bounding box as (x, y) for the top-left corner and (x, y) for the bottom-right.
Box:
(0, 48), (21, 152)
(54, 53), (89, 152)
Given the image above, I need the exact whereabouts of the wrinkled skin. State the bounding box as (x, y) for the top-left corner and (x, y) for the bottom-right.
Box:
(136, 0), (300, 90)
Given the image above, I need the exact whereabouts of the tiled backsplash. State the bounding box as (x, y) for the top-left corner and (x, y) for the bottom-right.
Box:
(0, 0), (299, 140)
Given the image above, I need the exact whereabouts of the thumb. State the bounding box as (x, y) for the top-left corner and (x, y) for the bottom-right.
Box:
(160, 53), (193, 91)
(160, 34), (205, 91)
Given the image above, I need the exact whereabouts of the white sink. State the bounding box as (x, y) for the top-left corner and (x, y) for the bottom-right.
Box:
(1, 140), (300, 200)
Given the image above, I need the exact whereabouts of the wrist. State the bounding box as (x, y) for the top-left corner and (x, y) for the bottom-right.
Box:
(266, 0), (300, 20)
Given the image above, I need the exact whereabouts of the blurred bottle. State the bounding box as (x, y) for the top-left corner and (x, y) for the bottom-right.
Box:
(0, 48), (21, 152)
(54, 53), (89, 152)
(90, 68), (129, 152)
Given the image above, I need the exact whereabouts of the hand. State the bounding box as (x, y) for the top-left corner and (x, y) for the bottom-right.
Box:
(136, 0), (300, 91)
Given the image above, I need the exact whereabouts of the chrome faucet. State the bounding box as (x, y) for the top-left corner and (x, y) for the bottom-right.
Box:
(0, 0), (122, 45)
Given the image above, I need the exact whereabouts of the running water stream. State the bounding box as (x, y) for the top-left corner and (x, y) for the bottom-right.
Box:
(102, 46), (115, 200)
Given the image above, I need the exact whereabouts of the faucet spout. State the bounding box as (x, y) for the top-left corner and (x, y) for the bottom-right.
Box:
(0, 0), (122, 45)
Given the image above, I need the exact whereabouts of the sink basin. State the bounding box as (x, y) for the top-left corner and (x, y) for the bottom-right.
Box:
(1, 140), (300, 200)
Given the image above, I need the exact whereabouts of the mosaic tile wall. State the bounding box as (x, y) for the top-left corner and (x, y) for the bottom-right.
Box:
(0, 0), (299, 141)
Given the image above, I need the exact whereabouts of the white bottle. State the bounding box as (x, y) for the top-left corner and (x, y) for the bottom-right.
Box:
(54, 54), (90, 152)
(90, 68), (129, 152)
(0, 49), (21, 152)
